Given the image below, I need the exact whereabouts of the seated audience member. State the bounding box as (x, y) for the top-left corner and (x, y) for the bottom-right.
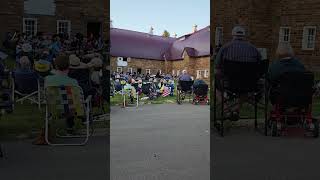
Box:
(15, 56), (33, 73)
(193, 78), (206, 88)
(179, 70), (192, 81)
(33, 55), (80, 145)
(68, 54), (91, 96)
(214, 26), (262, 121)
(87, 57), (103, 86)
(267, 42), (306, 104)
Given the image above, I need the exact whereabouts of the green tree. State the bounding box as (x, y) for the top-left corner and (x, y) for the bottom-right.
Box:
(162, 30), (170, 38)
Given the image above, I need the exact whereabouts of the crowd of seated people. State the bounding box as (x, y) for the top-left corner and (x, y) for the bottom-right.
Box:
(111, 70), (178, 103)
(0, 31), (107, 144)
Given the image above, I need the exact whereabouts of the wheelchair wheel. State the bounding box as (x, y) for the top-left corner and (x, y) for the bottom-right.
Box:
(271, 121), (280, 137)
(177, 90), (182, 105)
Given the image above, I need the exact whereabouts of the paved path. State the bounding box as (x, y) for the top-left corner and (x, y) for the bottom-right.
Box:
(0, 136), (109, 180)
(212, 125), (320, 180)
(111, 104), (210, 180)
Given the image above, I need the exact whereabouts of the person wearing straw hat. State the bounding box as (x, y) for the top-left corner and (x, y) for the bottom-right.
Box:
(87, 57), (103, 86)
(69, 54), (88, 69)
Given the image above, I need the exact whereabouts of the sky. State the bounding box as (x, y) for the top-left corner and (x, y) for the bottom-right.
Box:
(110, 0), (210, 37)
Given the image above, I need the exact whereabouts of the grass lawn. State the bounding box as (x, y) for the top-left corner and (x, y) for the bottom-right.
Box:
(0, 102), (109, 139)
(111, 93), (178, 106)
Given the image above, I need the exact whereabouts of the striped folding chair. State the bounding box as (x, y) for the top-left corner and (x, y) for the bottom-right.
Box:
(44, 85), (92, 146)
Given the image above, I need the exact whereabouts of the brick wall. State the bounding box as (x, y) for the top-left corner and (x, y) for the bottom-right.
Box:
(111, 55), (210, 83)
(213, 0), (320, 71)
(0, 0), (23, 45)
(110, 57), (165, 75)
(0, 0), (107, 46)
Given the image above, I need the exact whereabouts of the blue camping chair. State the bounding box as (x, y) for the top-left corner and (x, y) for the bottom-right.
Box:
(12, 71), (41, 109)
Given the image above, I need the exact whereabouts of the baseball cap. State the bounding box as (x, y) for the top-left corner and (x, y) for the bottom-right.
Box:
(232, 26), (246, 37)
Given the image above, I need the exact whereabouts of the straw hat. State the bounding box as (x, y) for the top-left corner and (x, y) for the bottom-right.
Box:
(87, 57), (103, 68)
(69, 54), (88, 69)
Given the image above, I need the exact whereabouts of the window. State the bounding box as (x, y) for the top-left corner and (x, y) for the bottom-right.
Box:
(204, 69), (209, 78)
(302, 26), (316, 50)
(117, 67), (122, 73)
(215, 27), (223, 46)
(128, 67), (133, 73)
(146, 69), (151, 74)
(57, 20), (71, 37)
(197, 70), (208, 79)
(172, 70), (175, 76)
(159, 69), (162, 74)
(23, 18), (37, 37)
(177, 70), (180, 76)
(279, 27), (291, 42)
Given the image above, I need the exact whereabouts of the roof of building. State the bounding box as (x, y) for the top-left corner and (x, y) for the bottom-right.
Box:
(110, 26), (210, 61)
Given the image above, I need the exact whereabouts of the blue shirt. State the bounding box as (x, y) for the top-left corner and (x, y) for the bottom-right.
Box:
(179, 74), (192, 81)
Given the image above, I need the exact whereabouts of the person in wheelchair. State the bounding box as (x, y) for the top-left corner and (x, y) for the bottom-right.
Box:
(214, 26), (262, 121)
(267, 42), (306, 105)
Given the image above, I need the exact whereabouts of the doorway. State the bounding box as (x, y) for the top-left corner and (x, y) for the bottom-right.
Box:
(87, 22), (102, 39)
(137, 68), (142, 74)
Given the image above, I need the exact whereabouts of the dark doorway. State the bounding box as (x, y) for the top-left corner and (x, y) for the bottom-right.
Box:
(137, 68), (142, 74)
(87, 22), (101, 38)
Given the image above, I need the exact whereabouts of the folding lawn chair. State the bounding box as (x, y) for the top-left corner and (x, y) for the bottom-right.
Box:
(213, 59), (269, 136)
(44, 85), (92, 146)
(12, 71), (41, 109)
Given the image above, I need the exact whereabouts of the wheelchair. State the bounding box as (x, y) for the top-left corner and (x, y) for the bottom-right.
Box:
(177, 80), (194, 104)
(213, 59), (269, 136)
(267, 71), (318, 137)
(193, 83), (209, 105)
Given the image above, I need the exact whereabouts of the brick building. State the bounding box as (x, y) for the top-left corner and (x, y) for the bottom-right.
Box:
(0, 0), (108, 45)
(110, 26), (210, 81)
(213, 0), (320, 71)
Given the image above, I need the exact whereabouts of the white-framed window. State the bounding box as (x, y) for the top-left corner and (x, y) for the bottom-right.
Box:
(146, 69), (151, 74)
(128, 67), (133, 73)
(23, 18), (37, 37)
(204, 69), (209, 78)
(215, 27), (223, 46)
(159, 69), (162, 74)
(279, 27), (291, 43)
(302, 26), (316, 50)
(197, 70), (208, 79)
(172, 70), (175, 76)
(57, 20), (71, 37)
(117, 67), (122, 73)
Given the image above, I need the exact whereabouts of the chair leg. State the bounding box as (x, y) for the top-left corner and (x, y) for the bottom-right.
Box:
(220, 88), (225, 137)
(254, 94), (258, 130)
(0, 144), (3, 158)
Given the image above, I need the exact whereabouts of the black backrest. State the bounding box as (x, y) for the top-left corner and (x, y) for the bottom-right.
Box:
(278, 71), (314, 107)
(222, 60), (268, 93)
(179, 80), (194, 92)
(194, 83), (208, 95)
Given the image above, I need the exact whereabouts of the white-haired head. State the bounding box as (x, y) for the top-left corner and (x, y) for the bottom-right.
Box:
(276, 42), (294, 59)
(182, 69), (187, 74)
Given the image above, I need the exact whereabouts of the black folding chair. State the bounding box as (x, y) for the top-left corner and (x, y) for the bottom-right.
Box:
(213, 59), (269, 136)
(177, 80), (194, 104)
(12, 71), (41, 109)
